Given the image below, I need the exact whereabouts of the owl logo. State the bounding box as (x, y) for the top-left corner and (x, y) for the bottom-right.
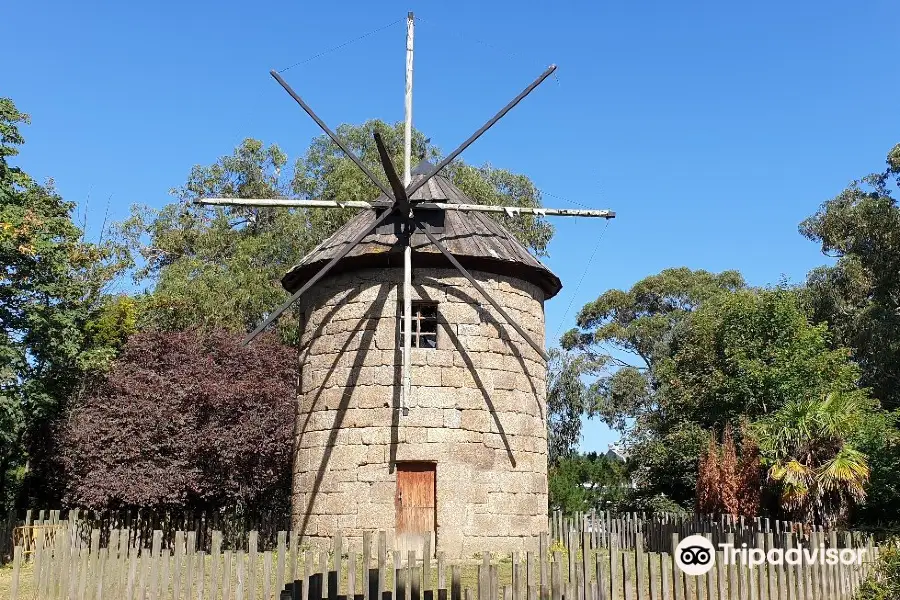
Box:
(675, 535), (716, 575)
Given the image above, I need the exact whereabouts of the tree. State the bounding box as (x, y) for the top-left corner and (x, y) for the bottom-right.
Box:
(659, 288), (874, 515)
(560, 268), (746, 505)
(753, 392), (872, 526)
(561, 267), (746, 430)
(548, 452), (629, 513)
(696, 424), (760, 517)
(660, 289), (862, 427)
(0, 98), (132, 508)
(123, 121), (554, 342)
(850, 411), (900, 527)
(546, 348), (589, 465)
(57, 330), (296, 511)
(800, 143), (900, 411)
(564, 271), (877, 514)
(696, 435), (720, 515)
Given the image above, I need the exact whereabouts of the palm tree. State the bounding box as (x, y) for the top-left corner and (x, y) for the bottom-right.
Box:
(753, 392), (870, 526)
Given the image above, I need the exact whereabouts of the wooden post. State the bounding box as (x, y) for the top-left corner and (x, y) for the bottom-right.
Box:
(661, 553), (671, 600)
(349, 552), (358, 600)
(224, 550), (234, 600)
(150, 530), (162, 600)
(186, 531), (196, 600)
(332, 532), (343, 600)
(265, 550), (274, 600)
(526, 552), (535, 600)
(784, 533), (796, 600)
(610, 541), (620, 600)
(513, 553), (521, 600)
(305, 551), (315, 600)
(540, 532), (549, 600)
(400, 9), (414, 413)
(196, 549), (206, 600)
(424, 534), (432, 599)
(582, 532), (591, 600)
(363, 531), (372, 600)
(249, 530), (259, 600)
(412, 561), (421, 600)
(755, 532), (767, 600)
(550, 553), (561, 600)
(10, 545), (22, 600)
(212, 530), (223, 600)
(289, 531), (299, 587)
(623, 550), (634, 600)
(398, 558), (408, 600)
(378, 531), (387, 600)
(634, 536), (645, 600)
(438, 552), (446, 600)
(237, 550), (247, 600)
(278, 531), (287, 593)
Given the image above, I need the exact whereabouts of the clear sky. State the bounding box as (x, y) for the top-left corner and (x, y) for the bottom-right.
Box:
(6, 1), (898, 453)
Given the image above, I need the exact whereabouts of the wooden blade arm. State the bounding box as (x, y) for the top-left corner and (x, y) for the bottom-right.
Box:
(373, 132), (409, 210)
(270, 70), (395, 201)
(414, 220), (550, 362)
(244, 206), (397, 344)
(406, 64), (557, 199)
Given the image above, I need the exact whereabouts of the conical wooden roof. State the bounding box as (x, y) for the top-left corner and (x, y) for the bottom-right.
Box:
(281, 165), (562, 299)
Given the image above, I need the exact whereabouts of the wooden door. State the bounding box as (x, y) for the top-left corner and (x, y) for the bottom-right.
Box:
(395, 462), (436, 555)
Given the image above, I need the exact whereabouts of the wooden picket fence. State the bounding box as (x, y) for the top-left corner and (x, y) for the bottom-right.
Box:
(549, 511), (875, 553)
(5, 518), (882, 600)
(2, 507), (289, 557)
(3, 509), (879, 559)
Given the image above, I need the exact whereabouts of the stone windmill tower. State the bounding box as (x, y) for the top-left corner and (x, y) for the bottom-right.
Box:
(198, 14), (614, 556)
(283, 164), (563, 556)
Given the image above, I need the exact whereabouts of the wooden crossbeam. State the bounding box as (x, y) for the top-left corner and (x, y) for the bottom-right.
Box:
(195, 197), (615, 219)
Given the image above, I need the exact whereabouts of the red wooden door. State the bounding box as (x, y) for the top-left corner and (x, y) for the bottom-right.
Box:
(395, 462), (436, 554)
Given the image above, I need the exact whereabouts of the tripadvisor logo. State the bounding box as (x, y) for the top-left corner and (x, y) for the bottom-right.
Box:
(674, 535), (868, 576)
(675, 535), (716, 576)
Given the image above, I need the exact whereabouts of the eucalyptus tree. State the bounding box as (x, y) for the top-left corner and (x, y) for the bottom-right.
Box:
(124, 120), (553, 343)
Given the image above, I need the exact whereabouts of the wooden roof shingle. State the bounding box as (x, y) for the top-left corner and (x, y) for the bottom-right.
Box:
(281, 168), (562, 298)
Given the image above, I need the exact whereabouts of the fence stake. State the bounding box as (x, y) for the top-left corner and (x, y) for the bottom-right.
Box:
(349, 552), (357, 600)
(10, 545), (22, 600)
(363, 531), (372, 600)
(278, 531), (287, 593)
(223, 550), (233, 600)
(265, 550), (274, 600)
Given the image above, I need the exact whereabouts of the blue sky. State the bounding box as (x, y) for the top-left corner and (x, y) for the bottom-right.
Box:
(6, 1), (898, 452)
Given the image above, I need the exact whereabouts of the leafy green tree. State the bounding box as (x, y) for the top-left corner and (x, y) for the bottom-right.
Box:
(565, 270), (877, 515)
(656, 289), (874, 514)
(0, 98), (132, 507)
(659, 289), (863, 427)
(561, 267), (746, 430)
(801, 143), (900, 411)
(546, 348), (589, 465)
(548, 452), (628, 513)
(852, 411), (900, 527)
(124, 121), (554, 341)
(560, 268), (746, 504)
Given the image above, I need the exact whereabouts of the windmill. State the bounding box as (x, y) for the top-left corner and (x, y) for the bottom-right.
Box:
(198, 13), (615, 417)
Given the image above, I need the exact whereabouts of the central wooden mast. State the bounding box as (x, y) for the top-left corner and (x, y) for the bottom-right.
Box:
(402, 11), (414, 415)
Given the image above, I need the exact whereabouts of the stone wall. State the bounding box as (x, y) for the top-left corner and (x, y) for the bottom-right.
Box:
(292, 267), (548, 557)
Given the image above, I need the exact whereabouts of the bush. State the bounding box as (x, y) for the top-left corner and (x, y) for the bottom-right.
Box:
(57, 329), (297, 513)
(855, 544), (900, 600)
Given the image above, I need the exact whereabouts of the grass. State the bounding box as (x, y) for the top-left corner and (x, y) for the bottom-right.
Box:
(0, 560), (33, 600)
